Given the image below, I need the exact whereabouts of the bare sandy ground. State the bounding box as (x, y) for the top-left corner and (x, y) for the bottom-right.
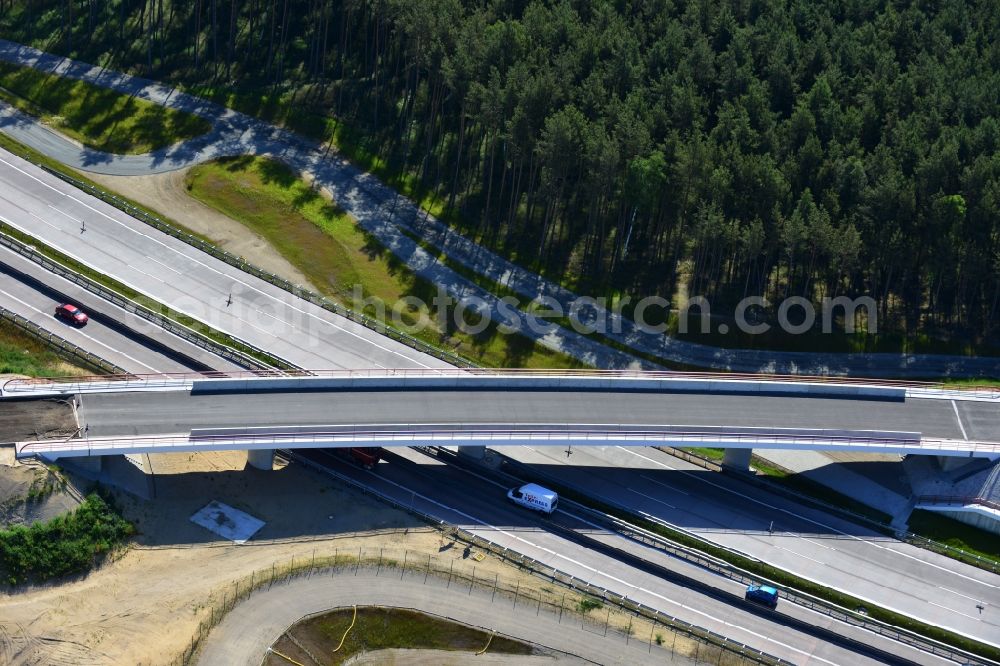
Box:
(85, 170), (319, 292)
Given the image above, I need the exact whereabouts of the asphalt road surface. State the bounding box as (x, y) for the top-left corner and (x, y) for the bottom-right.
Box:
(0, 243), (242, 374)
(0, 148), (448, 370)
(76, 389), (999, 442)
(500, 443), (1000, 648)
(196, 569), (689, 666)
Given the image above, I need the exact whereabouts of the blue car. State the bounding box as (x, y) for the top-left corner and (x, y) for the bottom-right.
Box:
(745, 584), (779, 609)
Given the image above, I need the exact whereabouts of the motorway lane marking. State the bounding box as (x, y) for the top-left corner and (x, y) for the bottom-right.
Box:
(350, 464), (841, 666)
(800, 537), (836, 551)
(952, 400), (969, 440)
(639, 473), (690, 495)
(627, 487), (676, 509)
(0, 287), (161, 373)
(146, 256), (182, 275)
(27, 210), (61, 230)
(939, 586), (985, 603)
(0, 153), (436, 369)
(47, 203), (84, 226)
(927, 600), (983, 621)
(613, 446), (1000, 601)
(775, 545), (824, 565)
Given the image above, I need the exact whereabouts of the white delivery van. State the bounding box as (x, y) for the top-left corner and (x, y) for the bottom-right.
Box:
(507, 483), (558, 514)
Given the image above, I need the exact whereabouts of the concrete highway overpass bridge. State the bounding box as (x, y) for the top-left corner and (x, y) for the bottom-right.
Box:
(6, 370), (999, 473)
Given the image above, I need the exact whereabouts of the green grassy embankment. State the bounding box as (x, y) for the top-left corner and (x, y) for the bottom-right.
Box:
(0, 317), (91, 376)
(0, 61), (212, 154)
(184, 156), (584, 369)
(907, 510), (1000, 567)
(265, 607), (534, 665)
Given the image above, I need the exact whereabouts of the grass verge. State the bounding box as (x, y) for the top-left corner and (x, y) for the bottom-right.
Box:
(184, 156), (585, 369)
(265, 607), (534, 665)
(0, 61), (212, 154)
(0, 491), (134, 586)
(908, 509), (1000, 566)
(0, 317), (92, 376)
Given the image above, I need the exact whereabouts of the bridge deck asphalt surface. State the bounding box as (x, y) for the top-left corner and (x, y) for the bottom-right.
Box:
(0, 148), (449, 371)
(76, 390), (998, 442)
(0, 243), (242, 374)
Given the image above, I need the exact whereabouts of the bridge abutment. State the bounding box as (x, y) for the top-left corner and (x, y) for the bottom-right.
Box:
(247, 448), (275, 470)
(721, 447), (752, 472)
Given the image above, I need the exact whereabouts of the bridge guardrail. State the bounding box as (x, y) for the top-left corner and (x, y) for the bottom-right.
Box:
(17, 425), (967, 459)
(283, 450), (791, 666)
(915, 494), (1000, 512)
(0, 306), (127, 377)
(492, 452), (996, 666)
(0, 227), (289, 372)
(35, 165), (478, 369)
(4, 365), (998, 397)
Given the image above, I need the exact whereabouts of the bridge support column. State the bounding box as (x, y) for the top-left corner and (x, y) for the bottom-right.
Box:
(73, 455), (103, 474)
(721, 448), (752, 472)
(936, 455), (972, 472)
(247, 448), (274, 471)
(457, 446), (488, 461)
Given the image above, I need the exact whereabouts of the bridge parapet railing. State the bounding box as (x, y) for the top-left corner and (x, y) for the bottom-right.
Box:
(7, 366), (996, 395)
(21, 424), (993, 459)
(915, 495), (1000, 512)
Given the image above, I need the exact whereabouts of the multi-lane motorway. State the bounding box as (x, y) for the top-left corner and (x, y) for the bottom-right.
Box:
(499, 443), (1000, 648)
(307, 444), (964, 665)
(0, 242), (242, 373)
(0, 148), (448, 370)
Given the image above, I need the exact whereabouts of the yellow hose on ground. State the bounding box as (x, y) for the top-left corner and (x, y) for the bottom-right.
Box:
(267, 647), (306, 666)
(331, 605), (358, 653)
(476, 630), (496, 655)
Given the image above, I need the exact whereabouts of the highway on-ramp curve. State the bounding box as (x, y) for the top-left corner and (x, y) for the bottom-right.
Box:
(0, 147), (449, 370)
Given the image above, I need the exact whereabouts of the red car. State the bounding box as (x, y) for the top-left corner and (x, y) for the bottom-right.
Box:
(54, 303), (89, 326)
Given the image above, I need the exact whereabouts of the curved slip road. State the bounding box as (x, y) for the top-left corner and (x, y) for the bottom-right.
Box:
(195, 568), (692, 666)
(1, 40), (998, 376)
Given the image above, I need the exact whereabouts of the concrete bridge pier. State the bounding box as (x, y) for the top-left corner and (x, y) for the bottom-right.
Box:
(247, 448), (275, 470)
(721, 447), (752, 472)
(71, 455), (103, 474)
(936, 454), (974, 472)
(457, 445), (487, 461)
